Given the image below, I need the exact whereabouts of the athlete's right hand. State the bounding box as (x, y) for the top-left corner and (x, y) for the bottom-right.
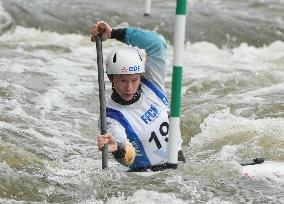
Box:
(97, 134), (117, 153)
(90, 21), (112, 42)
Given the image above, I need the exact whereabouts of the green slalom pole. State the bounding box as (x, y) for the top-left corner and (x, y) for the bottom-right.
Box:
(167, 0), (187, 168)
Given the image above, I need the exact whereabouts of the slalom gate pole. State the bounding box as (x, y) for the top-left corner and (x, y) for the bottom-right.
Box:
(167, 0), (187, 168)
(144, 0), (151, 16)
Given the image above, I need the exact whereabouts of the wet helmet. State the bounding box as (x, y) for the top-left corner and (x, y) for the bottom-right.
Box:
(106, 47), (145, 75)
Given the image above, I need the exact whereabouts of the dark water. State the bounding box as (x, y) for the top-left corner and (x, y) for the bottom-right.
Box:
(2, 0), (284, 47)
(1, 0), (284, 203)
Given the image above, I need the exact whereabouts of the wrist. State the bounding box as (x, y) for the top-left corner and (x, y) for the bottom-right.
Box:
(108, 142), (118, 153)
(111, 28), (126, 42)
(112, 143), (125, 158)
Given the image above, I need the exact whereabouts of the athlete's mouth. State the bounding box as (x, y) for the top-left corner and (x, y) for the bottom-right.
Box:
(123, 93), (134, 100)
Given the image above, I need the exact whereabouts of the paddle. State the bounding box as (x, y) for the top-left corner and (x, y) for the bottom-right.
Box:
(240, 157), (265, 166)
(186, 158), (265, 166)
(96, 34), (108, 169)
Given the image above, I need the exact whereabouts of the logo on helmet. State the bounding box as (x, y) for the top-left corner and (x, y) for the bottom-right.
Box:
(121, 67), (128, 72)
(129, 66), (141, 72)
(121, 65), (141, 73)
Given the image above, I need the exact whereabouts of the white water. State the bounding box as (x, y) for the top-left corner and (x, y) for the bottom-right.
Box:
(1, 2), (284, 202)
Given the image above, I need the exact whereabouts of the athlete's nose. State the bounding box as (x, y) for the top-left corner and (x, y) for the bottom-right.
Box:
(125, 81), (133, 92)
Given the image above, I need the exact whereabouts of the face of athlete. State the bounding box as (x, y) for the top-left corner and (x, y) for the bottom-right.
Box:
(111, 74), (141, 101)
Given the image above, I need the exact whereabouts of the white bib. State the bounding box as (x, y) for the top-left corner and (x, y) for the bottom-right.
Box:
(107, 78), (170, 169)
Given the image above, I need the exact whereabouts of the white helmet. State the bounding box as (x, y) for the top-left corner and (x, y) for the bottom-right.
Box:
(106, 47), (145, 75)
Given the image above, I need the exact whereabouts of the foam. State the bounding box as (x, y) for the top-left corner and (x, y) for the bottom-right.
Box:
(192, 108), (284, 146)
(81, 189), (187, 204)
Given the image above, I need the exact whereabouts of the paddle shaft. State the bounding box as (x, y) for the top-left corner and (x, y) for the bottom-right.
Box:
(96, 35), (108, 169)
(240, 157), (265, 166)
(186, 158), (265, 166)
